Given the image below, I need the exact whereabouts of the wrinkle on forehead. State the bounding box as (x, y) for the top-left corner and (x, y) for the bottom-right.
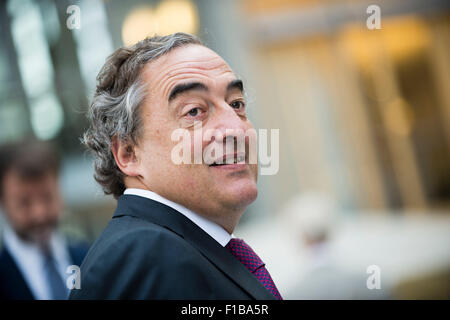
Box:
(140, 45), (235, 99)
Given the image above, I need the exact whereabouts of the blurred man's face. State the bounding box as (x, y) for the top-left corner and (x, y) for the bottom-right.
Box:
(1, 170), (62, 245)
(132, 44), (258, 231)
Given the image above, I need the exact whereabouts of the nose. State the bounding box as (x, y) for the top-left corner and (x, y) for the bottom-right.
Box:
(29, 200), (48, 224)
(210, 102), (250, 143)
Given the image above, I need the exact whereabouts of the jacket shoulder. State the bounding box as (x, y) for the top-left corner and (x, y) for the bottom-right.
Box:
(71, 215), (215, 299)
(83, 215), (193, 261)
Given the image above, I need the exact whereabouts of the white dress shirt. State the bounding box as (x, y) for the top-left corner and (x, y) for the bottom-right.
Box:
(124, 188), (233, 247)
(2, 223), (72, 300)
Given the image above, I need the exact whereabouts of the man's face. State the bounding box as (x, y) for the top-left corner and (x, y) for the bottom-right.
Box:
(133, 44), (258, 228)
(1, 170), (62, 244)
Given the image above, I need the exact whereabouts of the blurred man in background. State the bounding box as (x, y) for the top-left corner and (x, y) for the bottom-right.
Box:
(0, 139), (88, 300)
(283, 193), (391, 299)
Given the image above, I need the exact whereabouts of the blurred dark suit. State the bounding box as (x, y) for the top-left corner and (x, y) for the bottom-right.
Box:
(70, 195), (275, 300)
(0, 236), (88, 300)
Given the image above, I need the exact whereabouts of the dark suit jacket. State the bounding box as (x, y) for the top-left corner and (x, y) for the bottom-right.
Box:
(0, 238), (88, 300)
(70, 194), (276, 300)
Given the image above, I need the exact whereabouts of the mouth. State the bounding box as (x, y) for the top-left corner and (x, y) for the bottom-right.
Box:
(208, 152), (246, 167)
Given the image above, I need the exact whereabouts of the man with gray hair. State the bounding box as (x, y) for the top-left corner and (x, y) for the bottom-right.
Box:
(70, 33), (281, 300)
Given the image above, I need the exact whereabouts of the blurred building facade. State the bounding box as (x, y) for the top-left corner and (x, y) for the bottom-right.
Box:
(241, 0), (450, 214)
(0, 0), (449, 299)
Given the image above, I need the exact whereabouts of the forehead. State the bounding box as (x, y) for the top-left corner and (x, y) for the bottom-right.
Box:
(141, 44), (235, 97)
(2, 170), (57, 198)
(4, 169), (56, 185)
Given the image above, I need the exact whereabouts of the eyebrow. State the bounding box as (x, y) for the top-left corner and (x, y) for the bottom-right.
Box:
(227, 79), (244, 93)
(168, 82), (208, 102)
(168, 79), (244, 102)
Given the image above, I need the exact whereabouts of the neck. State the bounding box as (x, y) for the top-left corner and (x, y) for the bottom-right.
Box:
(124, 179), (244, 234)
(192, 204), (244, 234)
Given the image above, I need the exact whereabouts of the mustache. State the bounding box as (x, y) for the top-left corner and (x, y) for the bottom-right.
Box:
(16, 219), (59, 243)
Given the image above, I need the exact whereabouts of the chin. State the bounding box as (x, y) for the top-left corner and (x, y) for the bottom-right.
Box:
(224, 180), (258, 209)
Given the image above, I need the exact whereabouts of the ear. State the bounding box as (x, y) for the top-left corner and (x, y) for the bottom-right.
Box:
(111, 136), (141, 177)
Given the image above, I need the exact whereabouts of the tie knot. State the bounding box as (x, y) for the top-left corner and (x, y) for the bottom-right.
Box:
(225, 238), (265, 273)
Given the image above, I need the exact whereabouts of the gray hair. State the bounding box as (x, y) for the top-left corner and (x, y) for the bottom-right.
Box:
(82, 33), (203, 198)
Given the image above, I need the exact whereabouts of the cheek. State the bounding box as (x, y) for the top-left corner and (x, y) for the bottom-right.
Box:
(193, 133), (207, 162)
(50, 198), (62, 217)
(5, 204), (29, 227)
(170, 163), (211, 196)
(180, 173), (197, 190)
(3, 196), (22, 217)
(138, 137), (173, 174)
(250, 163), (258, 181)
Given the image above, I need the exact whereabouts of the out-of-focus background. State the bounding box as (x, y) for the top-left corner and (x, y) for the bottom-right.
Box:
(0, 0), (449, 299)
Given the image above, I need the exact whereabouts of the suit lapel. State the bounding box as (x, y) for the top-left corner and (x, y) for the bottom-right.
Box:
(114, 195), (276, 300)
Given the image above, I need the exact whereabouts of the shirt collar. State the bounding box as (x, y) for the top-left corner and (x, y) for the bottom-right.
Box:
(3, 222), (66, 256)
(124, 188), (232, 247)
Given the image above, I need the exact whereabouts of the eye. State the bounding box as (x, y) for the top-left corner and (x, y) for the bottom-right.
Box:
(230, 100), (245, 110)
(187, 107), (202, 117)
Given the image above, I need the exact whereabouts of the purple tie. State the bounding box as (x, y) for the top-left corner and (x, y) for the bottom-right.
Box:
(225, 238), (282, 300)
